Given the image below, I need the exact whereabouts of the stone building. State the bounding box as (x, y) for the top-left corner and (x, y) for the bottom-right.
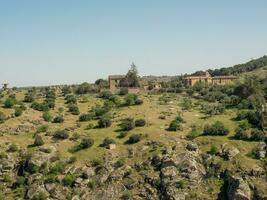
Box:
(184, 72), (237, 86)
(108, 75), (127, 91)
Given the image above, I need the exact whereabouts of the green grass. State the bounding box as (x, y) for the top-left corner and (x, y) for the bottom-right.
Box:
(0, 90), (263, 170)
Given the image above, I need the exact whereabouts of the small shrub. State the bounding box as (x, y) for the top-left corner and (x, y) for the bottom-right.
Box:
(236, 110), (249, 121)
(24, 93), (35, 103)
(250, 129), (265, 141)
(31, 102), (49, 111)
(234, 128), (250, 140)
(124, 94), (138, 106)
(121, 190), (133, 200)
(32, 192), (48, 200)
(119, 118), (135, 131)
(68, 156), (77, 164)
(78, 138), (94, 149)
(72, 137), (94, 152)
(34, 135), (45, 146)
(101, 137), (116, 147)
(135, 98), (143, 105)
(3, 174), (12, 182)
(36, 125), (49, 133)
(42, 111), (52, 122)
(118, 131), (128, 138)
(97, 116), (112, 128)
(8, 143), (18, 152)
(68, 104), (80, 115)
(4, 98), (16, 108)
(238, 120), (251, 130)
(186, 127), (201, 140)
(203, 121), (229, 136)
(119, 88), (128, 95)
(0, 152), (8, 159)
(53, 130), (69, 140)
(62, 174), (77, 187)
(168, 120), (182, 131)
(135, 119), (146, 127)
(209, 145), (218, 155)
(14, 107), (23, 117)
(53, 115), (64, 123)
(127, 134), (143, 144)
(85, 123), (94, 130)
(98, 90), (113, 99)
(88, 180), (96, 189)
(0, 111), (6, 123)
(181, 97), (193, 110)
(65, 95), (77, 104)
(79, 113), (94, 122)
(70, 133), (80, 141)
(175, 180), (187, 189)
(115, 157), (126, 168)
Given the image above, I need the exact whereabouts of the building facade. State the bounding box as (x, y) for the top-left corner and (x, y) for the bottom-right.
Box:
(184, 72), (237, 86)
(108, 75), (127, 91)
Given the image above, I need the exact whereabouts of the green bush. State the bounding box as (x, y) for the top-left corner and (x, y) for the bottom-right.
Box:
(124, 94), (138, 106)
(70, 133), (80, 141)
(135, 119), (146, 127)
(98, 90), (113, 99)
(14, 107), (23, 117)
(53, 130), (69, 140)
(118, 131), (128, 138)
(234, 128), (250, 140)
(0, 111), (6, 123)
(0, 152), (8, 159)
(127, 134), (143, 144)
(8, 143), (18, 152)
(42, 111), (52, 122)
(209, 145), (218, 155)
(121, 190), (133, 200)
(31, 102), (49, 111)
(101, 137), (116, 147)
(4, 97), (16, 108)
(203, 121), (229, 136)
(62, 174), (77, 187)
(250, 129), (265, 141)
(119, 88), (128, 95)
(115, 157), (126, 168)
(175, 180), (187, 189)
(181, 97), (193, 110)
(78, 138), (94, 149)
(53, 115), (64, 123)
(24, 93), (35, 103)
(238, 120), (251, 130)
(97, 116), (112, 128)
(168, 120), (182, 131)
(62, 86), (72, 96)
(79, 113), (94, 122)
(186, 127), (202, 140)
(119, 118), (135, 131)
(65, 94), (77, 104)
(68, 103), (80, 115)
(36, 125), (49, 133)
(34, 135), (45, 146)
(135, 98), (143, 105)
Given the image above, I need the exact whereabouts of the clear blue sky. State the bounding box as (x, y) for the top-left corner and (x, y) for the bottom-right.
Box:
(1, 0), (267, 87)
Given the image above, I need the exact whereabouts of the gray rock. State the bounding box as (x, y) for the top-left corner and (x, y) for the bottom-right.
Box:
(227, 175), (251, 200)
(223, 147), (240, 160)
(186, 143), (198, 152)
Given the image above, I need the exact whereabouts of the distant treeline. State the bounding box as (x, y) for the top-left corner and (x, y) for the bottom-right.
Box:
(191, 55), (267, 76)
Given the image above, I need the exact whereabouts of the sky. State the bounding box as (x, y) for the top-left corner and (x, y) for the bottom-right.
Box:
(0, 0), (267, 87)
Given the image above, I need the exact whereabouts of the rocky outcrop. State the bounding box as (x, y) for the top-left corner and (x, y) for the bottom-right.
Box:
(227, 175), (251, 200)
(25, 146), (56, 173)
